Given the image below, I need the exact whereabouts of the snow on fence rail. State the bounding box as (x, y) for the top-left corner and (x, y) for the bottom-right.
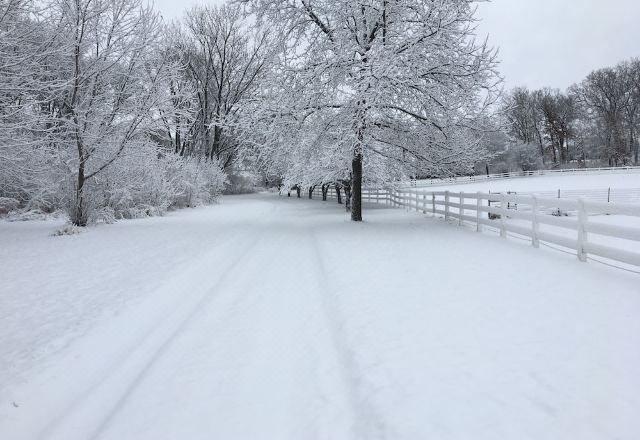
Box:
(409, 166), (640, 187)
(313, 186), (640, 268)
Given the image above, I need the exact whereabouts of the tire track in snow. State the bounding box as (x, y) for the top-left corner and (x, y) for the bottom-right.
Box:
(89, 210), (357, 439)
(308, 232), (387, 440)
(41, 204), (279, 440)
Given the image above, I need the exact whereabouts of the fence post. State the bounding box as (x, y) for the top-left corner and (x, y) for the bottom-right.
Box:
(432, 194), (436, 215)
(476, 192), (482, 232)
(577, 198), (588, 262)
(459, 192), (464, 226)
(500, 193), (507, 238)
(445, 191), (450, 221)
(422, 194), (427, 214)
(531, 195), (539, 248)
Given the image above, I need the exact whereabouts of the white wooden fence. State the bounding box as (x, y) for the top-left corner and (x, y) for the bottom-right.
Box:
(313, 186), (640, 268)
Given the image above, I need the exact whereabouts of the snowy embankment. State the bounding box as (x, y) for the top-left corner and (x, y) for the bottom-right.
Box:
(1, 193), (639, 439)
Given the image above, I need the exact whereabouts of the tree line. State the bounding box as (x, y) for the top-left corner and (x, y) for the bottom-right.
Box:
(499, 59), (640, 172)
(0, 0), (268, 225)
(8, 0), (632, 225)
(1, 0), (503, 224)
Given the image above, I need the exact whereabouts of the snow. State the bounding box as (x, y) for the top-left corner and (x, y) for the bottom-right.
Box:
(421, 170), (640, 193)
(1, 193), (639, 439)
(414, 171), (640, 261)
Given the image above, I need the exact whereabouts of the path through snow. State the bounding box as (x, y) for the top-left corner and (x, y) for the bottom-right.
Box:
(1, 194), (639, 439)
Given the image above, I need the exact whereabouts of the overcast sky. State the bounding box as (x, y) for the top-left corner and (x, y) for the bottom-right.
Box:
(153, 0), (640, 91)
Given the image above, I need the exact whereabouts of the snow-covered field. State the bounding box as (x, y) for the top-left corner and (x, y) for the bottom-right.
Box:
(421, 170), (640, 193)
(412, 171), (640, 261)
(1, 193), (639, 439)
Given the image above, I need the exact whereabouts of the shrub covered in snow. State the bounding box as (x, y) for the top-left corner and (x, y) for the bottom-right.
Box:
(1, 142), (226, 224)
(0, 197), (20, 215)
(70, 148), (227, 223)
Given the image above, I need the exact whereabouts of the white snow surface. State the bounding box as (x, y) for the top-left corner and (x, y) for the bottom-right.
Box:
(1, 193), (639, 440)
(420, 170), (640, 193)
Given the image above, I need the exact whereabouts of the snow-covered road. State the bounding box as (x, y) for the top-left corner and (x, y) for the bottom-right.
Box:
(1, 194), (639, 439)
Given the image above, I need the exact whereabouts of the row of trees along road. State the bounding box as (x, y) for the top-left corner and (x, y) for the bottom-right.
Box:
(238, 0), (501, 221)
(502, 59), (640, 170)
(6, 0), (640, 225)
(1, 0), (502, 224)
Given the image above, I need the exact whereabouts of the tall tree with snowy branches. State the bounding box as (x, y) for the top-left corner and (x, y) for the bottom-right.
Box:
(239, 0), (501, 221)
(50, 0), (171, 226)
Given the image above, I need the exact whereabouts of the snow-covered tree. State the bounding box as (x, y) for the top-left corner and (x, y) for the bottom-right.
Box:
(240, 0), (501, 221)
(171, 4), (270, 168)
(48, 0), (173, 225)
(0, 0), (66, 204)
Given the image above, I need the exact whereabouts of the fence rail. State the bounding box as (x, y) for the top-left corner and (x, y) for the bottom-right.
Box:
(312, 185), (640, 268)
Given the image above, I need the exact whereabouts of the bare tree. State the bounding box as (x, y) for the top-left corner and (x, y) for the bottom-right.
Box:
(540, 89), (577, 165)
(621, 59), (640, 164)
(574, 67), (628, 166)
(178, 4), (270, 168)
(503, 88), (546, 163)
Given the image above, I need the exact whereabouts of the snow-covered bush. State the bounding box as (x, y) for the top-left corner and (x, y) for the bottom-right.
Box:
(2, 135), (226, 225)
(165, 155), (227, 209)
(0, 197), (20, 215)
(74, 146), (226, 222)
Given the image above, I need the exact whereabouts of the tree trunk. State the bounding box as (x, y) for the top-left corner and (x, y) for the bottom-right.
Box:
(322, 184), (328, 201)
(175, 117), (181, 154)
(336, 184), (342, 204)
(308, 186), (315, 199)
(296, 186), (301, 198)
(210, 124), (222, 161)
(630, 128), (638, 164)
(73, 163), (87, 227)
(344, 183), (352, 213)
(536, 130), (545, 165)
(351, 153), (363, 221)
(203, 88), (210, 159)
